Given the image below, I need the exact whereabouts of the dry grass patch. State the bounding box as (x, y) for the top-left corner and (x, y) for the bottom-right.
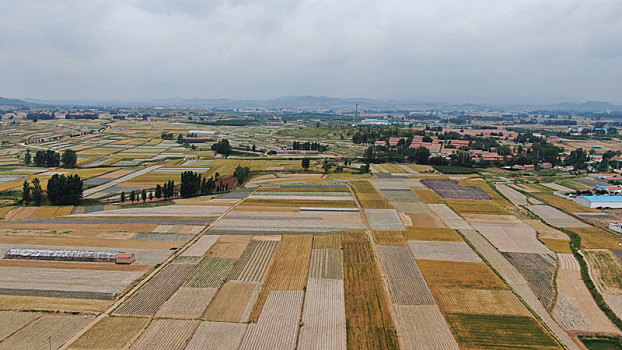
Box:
(540, 238), (572, 253)
(371, 230), (406, 245)
(204, 282), (258, 322)
(567, 227), (622, 249)
(205, 235), (250, 258)
(585, 250), (622, 293)
(239, 198), (355, 208)
(0, 314), (95, 350)
(249, 235), (312, 322)
(342, 233), (399, 350)
(432, 287), (530, 316)
(407, 212), (446, 228)
(0, 294), (111, 313)
(417, 260), (506, 290)
(446, 199), (509, 215)
(68, 316), (149, 350)
(0, 311), (40, 341)
(533, 193), (599, 213)
(412, 189), (442, 203)
(403, 227), (463, 242)
(349, 181), (393, 209)
(312, 233), (341, 249)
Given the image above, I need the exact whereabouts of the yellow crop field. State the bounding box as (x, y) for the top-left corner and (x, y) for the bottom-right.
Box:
(413, 189), (442, 203)
(446, 199), (508, 215)
(371, 230), (406, 245)
(567, 227), (622, 249)
(313, 233), (342, 249)
(532, 193), (599, 213)
(539, 238), (572, 253)
(350, 181), (393, 209)
(403, 227), (463, 242)
(417, 260), (506, 289)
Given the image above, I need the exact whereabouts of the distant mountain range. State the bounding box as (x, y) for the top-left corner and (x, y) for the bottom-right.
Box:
(3, 95), (622, 112)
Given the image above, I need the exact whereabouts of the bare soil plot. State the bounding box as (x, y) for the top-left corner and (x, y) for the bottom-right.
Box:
(462, 214), (523, 224)
(181, 235), (219, 257)
(0, 294), (111, 313)
(527, 205), (589, 227)
(403, 227), (462, 242)
(67, 316), (149, 350)
(239, 291), (304, 350)
(129, 319), (200, 350)
(376, 244), (435, 305)
(0, 311), (40, 341)
(114, 263), (196, 316)
(203, 282), (258, 322)
(557, 268), (619, 333)
(407, 212), (446, 228)
(412, 189), (442, 203)
(155, 287), (216, 319)
(553, 292), (593, 331)
(503, 252), (557, 309)
(394, 304), (459, 350)
(471, 222), (553, 254)
(432, 287), (529, 316)
(427, 204), (472, 230)
(421, 179), (491, 200)
(0, 314), (94, 350)
(298, 279), (347, 350)
(371, 230), (406, 245)
(249, 235), (312, 322)
(605, 294), (622, 321)
(309, 249), (344, 279)
(417, 260), (506, 290)
(185, 322), (247, 350)
(408, 240), (482, 263)
(205, 235), (250, 258)
(227, 240), (277, 283)
(313, 234), (341, 249)
(183, 257), (237, 288)
(364, 209), (405, 231)
(495, 183), (529, 206)
(567, 227), (622, 249)
(525, 219), (569, 240)
(3, 207), (37, 221)
(584, 249), (622, 294)
(445, 313), (560, 350)
(342, 233), (399, 349)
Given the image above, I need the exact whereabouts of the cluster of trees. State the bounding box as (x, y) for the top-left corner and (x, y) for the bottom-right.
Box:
(292, 141), (327, 152)
(233, 166), (251, 184)
(65, 113), (99, 120)
(362, 144), (431, 164)
(160, 132), (174, 140)
(180, 171), (233, 198)
(26, 112), (55, 121)
(352, 126), (426, 144)
(22, 174), (83, 205)
(29, 149), (77, 168)
(211, 139), (232, 156)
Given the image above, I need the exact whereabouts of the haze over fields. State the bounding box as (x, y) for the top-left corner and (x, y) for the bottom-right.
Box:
(1, 0), (622, 104)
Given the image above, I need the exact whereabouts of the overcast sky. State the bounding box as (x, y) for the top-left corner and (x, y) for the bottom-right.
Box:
(1, 0), (621, 103)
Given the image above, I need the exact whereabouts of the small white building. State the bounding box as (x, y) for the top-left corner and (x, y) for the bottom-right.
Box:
(576, 196), (622, 209)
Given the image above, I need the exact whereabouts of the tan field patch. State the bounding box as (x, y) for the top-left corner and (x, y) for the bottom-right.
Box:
(156, 287), (217, 319)
(0, 259), (150, 272)
(462, 214), (523, 225)
(312, 233), (341, 249)
(403, 227), (463, 242)
(432, 287), (530, 316)
(412, 189), (442, 203)
(205, 235), (251, 258)
(584, 249), (622, 294)
(417, 260), (507, 290)
(539, 238), (572, 253)
(0, 294), (112, 313)
(0, 223), (159, 233)
(525, 220), (569, 240)
(0, 311), (41, 341)
(0, 206), (14, 219)
(249, 235), (312, 322)
(0, 314), (96, 350)
(0, 236), (182, 250)
(239, 198), (355, 208)
(204, 283), (258, 322)
(567, 227), (622, 249)
(371, 230), (406, 245)
(446, 199), (509, 215)
(350, 181), (393, 209)
(532, 192), (599, 213)
(232, 206), (299, 212)
(3, 207), (37, 221)
(407, 212), (446, 228)
(67, 316), (149, 350)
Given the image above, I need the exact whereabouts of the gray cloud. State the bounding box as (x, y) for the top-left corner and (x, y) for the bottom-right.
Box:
(0, 0), (621, 103)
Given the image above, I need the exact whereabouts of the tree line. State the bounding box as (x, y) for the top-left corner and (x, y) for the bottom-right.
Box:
(25, 149), (77, 168)
(22, 174), (83, 205)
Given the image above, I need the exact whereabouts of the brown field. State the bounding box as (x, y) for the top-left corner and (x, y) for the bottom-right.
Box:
(403, 227), (463, 242)
(584, 250), (622, 294)
(0, 259), (150, 272)
(312, 233), (341, 249)
(0, 206), (14, 219)
(417, 260), (506, 290)
(0, 235), (182, 250)
(239, 198), (355, 208)
(533, 193), (599, 213)
(68, 316), (149, 350)
(432, 287), (530, 316)
(0, 311), (40, 341)
(0, 314), (95, 350)
(567, 227), (622, 249)
(129, 319), (200, 350)
(446, 199), (508, 215)
(205, 235), (251, 258)
(539, 238), (572, 253)
(3, 206), (37, 221)
(342, 233), (399, 350)
(0, 294), (111, 313)
(371, 230), (406, 245)
(204, 282), (258, 322)
(349, 181), (393, 209)
(249, 235), (312, 322)
(408, 212), (447, 228)
(156, 287), (217, 319)
(412, 189), (442, 203)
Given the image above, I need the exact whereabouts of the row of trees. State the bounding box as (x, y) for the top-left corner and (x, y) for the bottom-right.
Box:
(22, 174), (83, 205)
(25, 149), (77, 168)
(292, 141), (327, 152)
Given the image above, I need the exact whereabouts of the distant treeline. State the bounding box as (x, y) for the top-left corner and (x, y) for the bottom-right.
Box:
(65, 113), (99, 120)
(26, 112), (55, 120)
(292, 141), (327, 152)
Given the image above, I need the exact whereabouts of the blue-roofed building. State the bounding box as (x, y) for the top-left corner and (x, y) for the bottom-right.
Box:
(577, 196), (622, 209)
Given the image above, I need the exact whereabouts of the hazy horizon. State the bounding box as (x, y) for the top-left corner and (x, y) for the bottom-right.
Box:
(1, 0), (622, 104)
